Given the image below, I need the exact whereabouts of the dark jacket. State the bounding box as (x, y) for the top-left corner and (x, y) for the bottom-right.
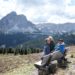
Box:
(43, 41), (55, 55)
(49, 41), (55, 52)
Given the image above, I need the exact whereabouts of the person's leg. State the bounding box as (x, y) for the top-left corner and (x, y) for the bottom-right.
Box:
(34, 54), (52, 69)
(41, 51), (63, 67)
(50, 51), (63, 61)
(41, 54), (52, 67)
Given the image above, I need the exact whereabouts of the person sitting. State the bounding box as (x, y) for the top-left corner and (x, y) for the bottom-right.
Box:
(55, 39), (66, 65)
(48, 36), (55, 53)
(43, 36), (55, 55)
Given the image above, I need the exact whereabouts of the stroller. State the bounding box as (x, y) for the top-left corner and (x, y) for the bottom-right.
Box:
(34, 48), (68, 75)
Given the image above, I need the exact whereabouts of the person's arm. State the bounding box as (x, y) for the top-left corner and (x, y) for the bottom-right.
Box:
(54, 44), (60, 51)
(43, 46), (46, 55)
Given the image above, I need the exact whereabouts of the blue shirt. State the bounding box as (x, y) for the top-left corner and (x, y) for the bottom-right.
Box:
(55, 42), (65, 54)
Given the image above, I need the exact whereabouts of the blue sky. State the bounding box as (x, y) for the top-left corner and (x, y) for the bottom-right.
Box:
(0, 0), (75, 24)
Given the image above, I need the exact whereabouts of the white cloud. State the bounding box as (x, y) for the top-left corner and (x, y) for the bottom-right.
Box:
(65, 0), (71, 5)
(0, 0), (22, 19)
(48, 15), (75, 24)
(65, 6), (75, 16)
(0, 0), (15, 17)
(0, 0), (75, 24)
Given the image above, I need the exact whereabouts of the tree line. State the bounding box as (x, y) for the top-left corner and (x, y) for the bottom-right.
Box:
(0, 47), (42, 55)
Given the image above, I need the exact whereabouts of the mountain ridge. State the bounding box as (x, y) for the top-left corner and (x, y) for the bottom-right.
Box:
(0, 11), (39, 34)
(36, 23), (75, 34)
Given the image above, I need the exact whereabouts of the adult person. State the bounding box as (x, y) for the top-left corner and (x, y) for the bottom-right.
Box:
(48, 36), (55, 53)
(55, 39), (66, 65)
(43, 36), (55, 55)
(55, 39), (65, 54)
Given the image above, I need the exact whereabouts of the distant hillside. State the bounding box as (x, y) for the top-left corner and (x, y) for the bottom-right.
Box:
(18, 32), (75, 49)
(0, 33), (46, 48)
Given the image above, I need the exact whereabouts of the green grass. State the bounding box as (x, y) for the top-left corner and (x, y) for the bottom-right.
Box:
(3, 63), (35, 75)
